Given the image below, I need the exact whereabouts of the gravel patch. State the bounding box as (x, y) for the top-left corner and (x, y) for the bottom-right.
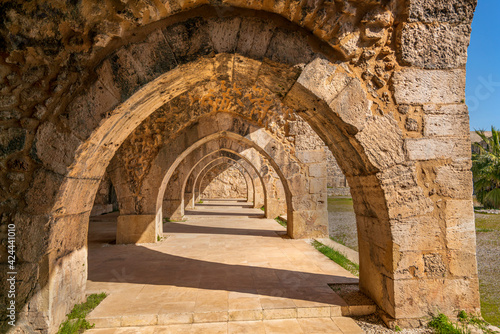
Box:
(354, 314), (432, 334)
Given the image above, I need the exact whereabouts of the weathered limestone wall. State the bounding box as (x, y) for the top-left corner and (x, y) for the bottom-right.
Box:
(200, 163), (247, 199)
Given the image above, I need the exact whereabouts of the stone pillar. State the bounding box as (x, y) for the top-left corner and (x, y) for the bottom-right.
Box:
(163, 198), (183, 221)
(184, 191), (195, 209)
(116, 215), (156, 244)
(265, 197), (281, 219)
(286, 121), (329, 239)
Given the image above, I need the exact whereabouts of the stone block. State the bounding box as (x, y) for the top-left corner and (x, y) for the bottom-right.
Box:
(308, 164), (327, 178)
(34, 122), (82, 175)
(407, 0), (477, 23)
(256, 59), (301, 97)
(116, 215), (156, 244)
(208, 17), (241, 53)
(424, 115), (469, 137)
(442, 278), (481, 316)
(121, 314), (157, 327)
(295, 150), (325, 164)
(296, 307), (330, 318)
(390, 217), (442, 252)
(399, 23), (471, 69)
(262, 308), (297, 320)
(356, 116), (405, 170)
(423, 253), (447, 278)
(297, 58), (344, 103)
(393, 69), (465, 105)
(193, 311), (228, 323)
(63, 64), (120, 139)
(0, 126), (26, 159)
(435, 166), (473, 199)
(309, 178), (326, 194)
(126, 29), (178, 82)
(158, 312), (193, 325)
(377, 164), (434, 219)
(237, 18), (275, 59)
(265, 27), (315, 64)
(393, 279), (443, 318)
(423, 104), (468, 115)
(162, 18), (213, 64)
(24, 168), (64, 215)
(289, 209), (328, 239)
(233, 55), (262, 87)
(405, 138), (470, 161)
(228, 309), (263, 321)
(328, 77), (372, 132)
(448, 250), (477, 277)
(14, 213), (49, 263)
(48, 214), (89, 255)
(446, 228), (475, 251)
(444, 200), (475, 229)
(53, 177), (101, 216)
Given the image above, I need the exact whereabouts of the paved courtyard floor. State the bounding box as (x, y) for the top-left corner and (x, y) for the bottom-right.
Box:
(86, 199), (363, 333)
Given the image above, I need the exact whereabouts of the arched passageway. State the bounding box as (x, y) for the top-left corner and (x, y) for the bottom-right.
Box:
(186, 156), (256, 206)
(1, 2), (479, 332)
(183, 153), (264, 209)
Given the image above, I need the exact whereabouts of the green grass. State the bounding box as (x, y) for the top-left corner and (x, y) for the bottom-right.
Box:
(475, 213), (500, 326)
(311, 240), (359, 276)
(476, 214), (500, 231)
(260, 206), (265, 211)
(274, 216), (287, 228)
(198, 200), (204, 204)
(57, 293), (107, 334)
(428, 313), (468, 334)
(327, 197), (354, 212)
(477, 228), (494, 233)
(330, 235), (347, 246)
(428, 311), (498, 334)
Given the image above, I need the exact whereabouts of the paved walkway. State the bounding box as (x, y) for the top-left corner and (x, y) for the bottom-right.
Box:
(86, 200), (363, 333)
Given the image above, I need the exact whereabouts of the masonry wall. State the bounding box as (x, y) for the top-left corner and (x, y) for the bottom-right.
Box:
(200, 163), (247, 199)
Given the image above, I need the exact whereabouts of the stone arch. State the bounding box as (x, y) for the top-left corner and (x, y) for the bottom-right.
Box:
(183, 153), (264, 210)
(185, 156), (254, 205)
(149, 131), (309, 234)
(190, 151), (280, 217)
(196, 160), (250, 200)
(4, 3), (479, 331)
(159, 145), (270, 222)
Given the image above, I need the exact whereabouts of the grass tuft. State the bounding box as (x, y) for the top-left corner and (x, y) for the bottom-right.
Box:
(476, 228), (494, 233)
(428, 311), (498, 334)
(329, 235), (347, 246)
(57, 293), (107, 334)
(311, 240), (359, 276)
(274, 216), (287, 228)
(428, 313), (466, 334)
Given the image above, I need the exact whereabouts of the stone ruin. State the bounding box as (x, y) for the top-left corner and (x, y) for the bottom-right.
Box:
(0, 0), (480, 332)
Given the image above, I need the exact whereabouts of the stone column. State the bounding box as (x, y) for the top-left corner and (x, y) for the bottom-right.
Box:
(116, 215), (156, 244)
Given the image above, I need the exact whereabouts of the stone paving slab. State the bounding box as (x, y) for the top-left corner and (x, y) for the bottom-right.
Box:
(86, 200), (361, 332)
(85, 317), (364, 334)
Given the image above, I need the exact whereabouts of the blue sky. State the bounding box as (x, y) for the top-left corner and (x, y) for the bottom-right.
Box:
(466, 0), (500, 130)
